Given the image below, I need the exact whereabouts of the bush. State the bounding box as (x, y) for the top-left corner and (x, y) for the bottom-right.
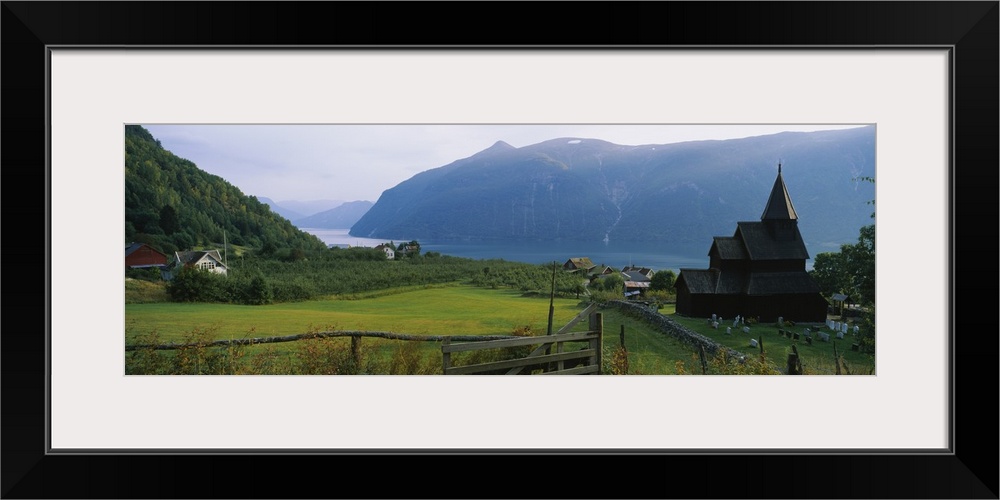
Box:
(167, 266), (226, 302)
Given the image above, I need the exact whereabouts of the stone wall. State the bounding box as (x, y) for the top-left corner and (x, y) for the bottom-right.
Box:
(604, 301), (747, 361)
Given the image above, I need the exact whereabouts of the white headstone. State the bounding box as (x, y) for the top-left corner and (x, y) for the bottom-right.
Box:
(742, 326), (751, 334)
(749, 339), (758, 348)
(836, 331), (845, 339)
(835, 321), (841, 331)
(712, 313), (717, 321)
(843, 323), (849, 333)
(712, 321), (719, 329)
(726, 327), (732, 335)
(854, 325), (860, 334)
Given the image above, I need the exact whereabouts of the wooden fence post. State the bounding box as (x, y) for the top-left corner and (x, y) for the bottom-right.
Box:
(351, 335), (361, 368)
(441, 337), (451, 374)
(699, 345), (708, 375)
(590, 312), (603, 374)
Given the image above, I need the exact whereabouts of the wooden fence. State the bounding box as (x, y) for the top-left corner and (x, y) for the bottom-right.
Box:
(441, 304), (603, 375)
(126, 304), (606, 375)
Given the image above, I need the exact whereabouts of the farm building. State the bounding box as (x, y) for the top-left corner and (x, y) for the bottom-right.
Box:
(674, 164), (828, 322)
(563, 257), (596, 272)
(125, 242), (168, 270)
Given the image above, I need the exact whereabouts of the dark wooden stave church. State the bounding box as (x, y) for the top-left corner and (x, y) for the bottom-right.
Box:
(674, 165), (828, 322)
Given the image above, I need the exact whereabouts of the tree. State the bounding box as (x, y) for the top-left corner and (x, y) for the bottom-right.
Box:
(649, 269), (676, 292)
(808, 176), (875, 353)
(159, 205), (180, 235)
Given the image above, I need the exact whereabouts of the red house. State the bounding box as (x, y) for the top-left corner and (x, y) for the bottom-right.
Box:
(125, 242), (168, 269)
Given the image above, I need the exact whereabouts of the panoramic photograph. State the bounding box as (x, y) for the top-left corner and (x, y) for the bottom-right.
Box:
(124, 124), (876, 375)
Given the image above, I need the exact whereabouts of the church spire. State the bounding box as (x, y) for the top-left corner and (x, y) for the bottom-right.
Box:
(761, 162), (798, 221)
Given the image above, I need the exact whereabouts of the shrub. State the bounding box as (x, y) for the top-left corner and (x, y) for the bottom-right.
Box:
(167, 266), (226, 302)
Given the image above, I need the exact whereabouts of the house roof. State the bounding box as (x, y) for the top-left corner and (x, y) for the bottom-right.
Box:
(125, 242), (166, 258)
(174, 250), (226, 267)
(760, 166), (799, 221)
(745, 272), (822, 295)
(565, 257), (595, 270)
(591, 265), (616, 275)
(832, 293), (850, 302)
(623, 271), (651, 282)
(621, 266), (653, 276)
(624, 281), (651, 289)
(735, 222), (810, 260)
(710, 237), (749, 260)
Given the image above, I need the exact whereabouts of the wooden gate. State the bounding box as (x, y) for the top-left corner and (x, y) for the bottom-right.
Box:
(441, 304), (603, 375)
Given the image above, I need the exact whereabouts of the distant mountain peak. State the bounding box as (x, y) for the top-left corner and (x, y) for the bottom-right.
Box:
(472, 140), (516, 158)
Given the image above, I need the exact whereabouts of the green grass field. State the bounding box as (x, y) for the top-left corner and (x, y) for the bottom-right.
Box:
(125, 285), (872, 375)
(125, 284), (711, 375)
(126, 284), (588, 341)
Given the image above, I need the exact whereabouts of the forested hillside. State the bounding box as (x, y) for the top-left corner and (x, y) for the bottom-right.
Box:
(124, 125), (327, 256)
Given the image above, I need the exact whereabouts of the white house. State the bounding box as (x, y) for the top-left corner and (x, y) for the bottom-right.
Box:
(168, 249), (228, 278)
(374, 243), (395, 260)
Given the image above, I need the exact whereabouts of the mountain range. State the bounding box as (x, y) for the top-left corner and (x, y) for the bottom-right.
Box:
(350, 126), (876, 254)
(258, 198), (374, 229)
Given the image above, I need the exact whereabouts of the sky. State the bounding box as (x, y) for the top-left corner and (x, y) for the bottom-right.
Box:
(141, 124), (868, 204)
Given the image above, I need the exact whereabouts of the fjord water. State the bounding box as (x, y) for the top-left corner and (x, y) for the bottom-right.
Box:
(303, 228), (711, 274)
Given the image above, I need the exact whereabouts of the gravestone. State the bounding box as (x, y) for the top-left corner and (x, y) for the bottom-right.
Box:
(742, 326), (751, 334)
(749, 339), (758, 348)
(726, 327), (732, 335)
(836, 331), (845, 339)
(843, 323), (849, 333)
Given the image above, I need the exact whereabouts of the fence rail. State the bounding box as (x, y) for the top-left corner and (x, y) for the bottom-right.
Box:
(124, 331), (518, 351)
(442, 310), (603, 375)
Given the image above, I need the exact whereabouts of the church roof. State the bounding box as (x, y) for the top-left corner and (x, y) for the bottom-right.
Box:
(677, 269), (718, 294)
(745, 272), (822, 295)
(710, 237), (749, 260)
(760, 166), (798, 221)
(735, 222), (810, 260)
(677, 268), (746, 294)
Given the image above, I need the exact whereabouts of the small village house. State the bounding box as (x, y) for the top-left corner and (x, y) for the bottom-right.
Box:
(166, 249), (229, 279)
(374, 243), (396, 260)
(563, 257), (596, 273)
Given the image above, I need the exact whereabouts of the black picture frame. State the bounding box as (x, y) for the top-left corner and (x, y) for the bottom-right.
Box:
(3, 2), (997, 498)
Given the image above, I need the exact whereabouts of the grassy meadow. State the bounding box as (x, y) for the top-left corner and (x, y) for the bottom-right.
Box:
(126, 282), (871, 375)
(125, 283), (713, 375)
